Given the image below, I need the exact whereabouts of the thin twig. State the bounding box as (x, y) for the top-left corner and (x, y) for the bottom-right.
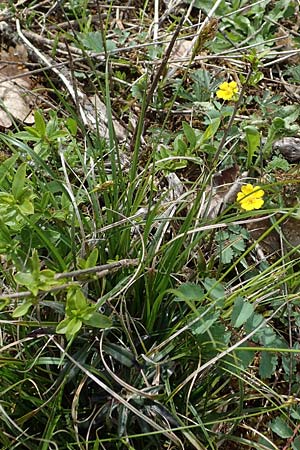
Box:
(0, 259), (139, 301)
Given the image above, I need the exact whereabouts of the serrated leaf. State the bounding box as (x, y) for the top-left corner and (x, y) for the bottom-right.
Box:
(220, 246), (234, 264)
(79, 31), (116, 52)
(232, 238), (246, 252)
(170, 282), (205, 301)
(260, 326), (277, 346)
(259, 351), (277, 378)
(191, 311), (220, 335)
(231, 297), (254, 328)
(203, 277), (225, 306)
(269, 416), (293, 438)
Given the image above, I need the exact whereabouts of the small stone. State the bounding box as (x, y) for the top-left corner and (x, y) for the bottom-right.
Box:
(273, 137), (300, 162)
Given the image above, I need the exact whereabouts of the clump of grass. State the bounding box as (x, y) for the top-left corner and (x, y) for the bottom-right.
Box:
(1, 1), (300, 450)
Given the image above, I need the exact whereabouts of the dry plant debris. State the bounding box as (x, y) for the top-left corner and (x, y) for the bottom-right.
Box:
(0, 45), (35, 127)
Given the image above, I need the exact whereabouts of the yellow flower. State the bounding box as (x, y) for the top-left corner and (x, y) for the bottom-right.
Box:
(216, 81), (238, 101)
(237, 184), (264, 211)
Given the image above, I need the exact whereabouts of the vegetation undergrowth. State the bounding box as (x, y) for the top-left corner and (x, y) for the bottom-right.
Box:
(1, 1), (300, 449)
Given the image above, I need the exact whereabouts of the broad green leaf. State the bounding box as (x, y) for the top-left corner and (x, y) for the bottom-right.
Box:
(85, 248), (99, 268)
(220, 246), (234, 264)
(203, 277), (225, 306)
(79, 31), (116, 52)
(39, 269), (60, 289)
(201, 118), (220, 142)
(34, 110), (46, 136)
(12, 300), (33, 318)
(232, 238), (246, 252)
(174, 136), (187, 153)
(235, 345), (255, 369)
(56, 317), (82, 336)
(182, 122), (196, 148)
(0, 192), (14, 205)
(231, 297), (254, 328)
(18, 198), (34, 215)
(292, 436), (300, 450)
(170, 283), (205, 301)
(66, 288), (87, 314)
(245, 125), (260, 167)
(12, 162), (27, 200)
(269, 417), (293, 438)
(191, 311), (220, 335)
(260, 326), (277, 346)
(56, 317), (71, 334)
(66, 118), (77, 136)
(14, 271), (35, 286)
(259, 351), (277, 378)
(83, 312), (112, 329)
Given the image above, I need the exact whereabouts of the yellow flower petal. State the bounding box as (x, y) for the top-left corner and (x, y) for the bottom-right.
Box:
(237, 184), (265, 211)
(216, 81), (239, 101)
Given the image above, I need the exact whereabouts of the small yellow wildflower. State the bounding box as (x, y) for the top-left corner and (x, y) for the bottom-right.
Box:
(216, 81), (238, 101)
(237, 184), (265, 211)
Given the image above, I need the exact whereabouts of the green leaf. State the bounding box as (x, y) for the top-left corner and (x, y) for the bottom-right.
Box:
(85, 248), (99, 268)
(18, 198), (34, 215)
(0, 297), (9, 311)
(245, 125), (260, 167)
(203, 277), (225, 306)
(34, 110), (46, 136)
(170, 282), (205, 301)
(220, 246), (234, 264)
(102, 343), (135, 367)
(201, 118), (220, 142)
(12, 163), (27, 200)
(31, 249), (40, 275)
(56, 317), (82, 336)
(259, 351), (277, 378)
(231, 297), (254, 328)
(12, 300), (33, 318)
(14, 271), (35, 286)
(292, 436), (300, 450)
(260, 326), (277, 346)
(269, 417), (293, 438)
(235, 345), (254, 369)
(83, 312), (112, 329)
(39, 269), (60, 290)
(182, 122), (196, 148)
(66, 118), (77, 136)
(0, 192), (14, 205)
(174, 136), (187, 154)
(191, 311), (220, 335)
(66, 288), (87, 315)
(78, 31), (116, 52)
